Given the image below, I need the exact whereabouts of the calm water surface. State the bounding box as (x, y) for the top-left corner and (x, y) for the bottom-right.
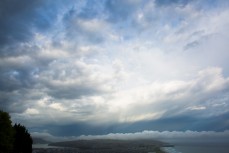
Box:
(174, 145), (229, 153)
(34, 143), (229, 153)
(33, 144), (64, 148)
(163, 145), (229, 153)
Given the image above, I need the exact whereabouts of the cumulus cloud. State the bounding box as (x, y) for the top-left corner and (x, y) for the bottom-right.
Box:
(0, 0), (63, 48)
(8, 67), (229, 129)
(25, 108), (40, 115)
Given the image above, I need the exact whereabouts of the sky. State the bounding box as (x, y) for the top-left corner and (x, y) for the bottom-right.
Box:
(1, 0), (229, 142)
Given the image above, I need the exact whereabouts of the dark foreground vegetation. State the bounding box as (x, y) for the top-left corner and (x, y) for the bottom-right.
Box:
(0, 110), (33, 153)
(0, 110), (169, 153)
(46, 139), (170, 153)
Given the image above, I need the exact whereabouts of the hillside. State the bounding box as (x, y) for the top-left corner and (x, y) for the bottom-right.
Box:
(49, 139), (172, 153)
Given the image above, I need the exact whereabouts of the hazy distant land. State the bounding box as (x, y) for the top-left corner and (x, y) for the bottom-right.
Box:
(36, 139), (172, 153)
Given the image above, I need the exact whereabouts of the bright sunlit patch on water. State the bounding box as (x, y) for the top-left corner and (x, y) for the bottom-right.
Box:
(32, 144), (63, 149)
(162, 147), (182, 153)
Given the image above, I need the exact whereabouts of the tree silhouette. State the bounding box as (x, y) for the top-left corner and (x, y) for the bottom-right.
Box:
(13, 124), (33, 153)
(0, 110), (14, 153)
(0, 110), (33, 153)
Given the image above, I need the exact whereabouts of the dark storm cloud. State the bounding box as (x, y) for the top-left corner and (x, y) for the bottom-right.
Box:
(0, 69), (32, 91)
(0, 89), (31, 113)
(0, 45), (50, 93)
(0, 0), (58, 48)
(47, 84), (100, 99)
(0, 0), (63, 113)
(129, 112), (229, 132)
(31, 123), (113, 137)
(0, 0), (64, 93)
(28, 111), (229, 138)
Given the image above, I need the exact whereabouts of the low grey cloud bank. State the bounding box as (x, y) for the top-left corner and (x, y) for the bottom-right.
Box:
(32, 130), (229, 142)
(79, 130), (229, 140)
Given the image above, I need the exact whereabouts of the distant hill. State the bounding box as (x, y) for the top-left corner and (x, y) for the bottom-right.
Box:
(33, 137), (50, 144)
(49, 139), (172, 153)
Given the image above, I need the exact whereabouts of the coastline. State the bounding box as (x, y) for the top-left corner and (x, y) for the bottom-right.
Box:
(33, 139), (170, 153)
(33, 147), (167, 153)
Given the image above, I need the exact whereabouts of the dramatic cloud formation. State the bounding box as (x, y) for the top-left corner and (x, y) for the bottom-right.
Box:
(1, 0), (229, 138)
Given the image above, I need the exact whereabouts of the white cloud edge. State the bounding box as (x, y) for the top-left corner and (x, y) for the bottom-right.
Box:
(32, 130), (229, 142)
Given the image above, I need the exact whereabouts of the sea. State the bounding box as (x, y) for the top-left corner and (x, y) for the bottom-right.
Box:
(33, 143), (229, 153)
(162, 144), (229, 153)
(33, 144), (63, 149)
